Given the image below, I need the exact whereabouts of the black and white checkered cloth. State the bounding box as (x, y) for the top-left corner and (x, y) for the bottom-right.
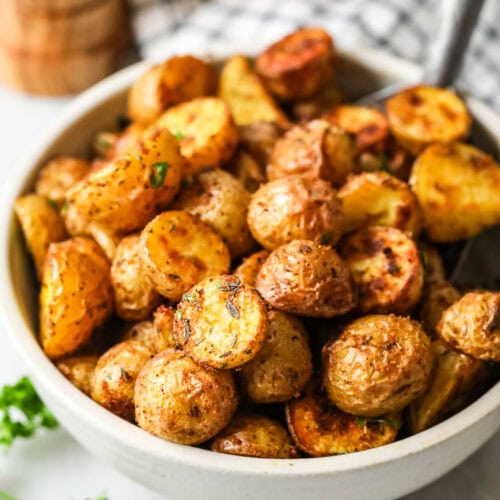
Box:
(131, 0), (500, 112)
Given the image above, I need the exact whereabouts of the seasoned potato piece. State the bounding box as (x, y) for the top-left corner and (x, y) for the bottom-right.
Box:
(230, 150), (266, 193)
(238, 121), (286, 167)
(322, 315), (433, 416)
(40, 237), (113, 360)
(420, 281), (461, 336)
(248, 176), (343, 249)
(14, 194), (67, 278)
(34, 157), (90, 206)
(139, 211), (230, 302)
(219, 55), (289, 126)
(436, 291), (500, 361)
(90, 340), (154, 421)
(410, 142), (500, 242)
(340, 226), (423, 314)
(104, 123), (145, 160)
(338, 172), (421, 236)
(128, 56), (217, 125)
(291, 85), (343, 121)
(155, 97), (238, 176)
(286, 385), (400, 456)
(111, 234), (162, 321)
(233, 250), (270, 287)
(256, 240), (355, 318)
(325, 105), (388, 150)
(174, 169), (254, 257)
(123, 320), (155, 347)
(240, 310), (312, 403)
(409, 340), (487, 433)
(211, 414), (299, 458)
(152, 305), (177, 351)
(56, 355), (98, 395)
(385, 85), (471, 154)
(135, 350), (237, 445)
(174, 275), (268, 369)
(267, 119), (356, 187)
(256, 28), (335, 101)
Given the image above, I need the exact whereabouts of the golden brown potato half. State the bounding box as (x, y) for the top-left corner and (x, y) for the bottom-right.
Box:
(256, 240), (355, 318)
(256, 28), (335, 101)
(409, 340), (488, 433)
(409, 142), (500, 242)
(340, 226), (424, 314)
(173, 275), (268, 369)
(173, 169), (254, 257)
(286, 385), (400, 456)
(155, 97), (238, 176)
(238, 121), (286, 167)
(40, 237), (113, 360)
(211, 414), (299, 458)
(436, 291), (500, 361)
(139, 211), (230, 302)
(90, 340), (154, 421)
(229, 150), (266, 193)
(322, 315), (433, 416)
(111, 234), (162, 321)
(420, 281), (461, 337)
(128, 56), (217, 125)
(338, 171), (421, 236)
(385, 85), (471, 154)
(135, 350), (237, 445)
(34, 157), (90, 206)
(218, 55), (289, 126)
(56, 355), (98, 395)
(291, 85), (343, 121)
(267, 119), (356, 187)
(233, 250), (270, 288)
(240, 310), (312, 403)
(14, 194), (67, 279)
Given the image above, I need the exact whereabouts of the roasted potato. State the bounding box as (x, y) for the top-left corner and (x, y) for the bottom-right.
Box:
(322, 315), (433, 416)
(385, 85), (471, 154)
(173, 275), (268, 369)
(135, 350), (237, 445)
(211, 414), (299, 458)
(238, 121), (286, 166)
(90, 340), (154, 421)
(291, 85), (343, 121)
(156, 97), (238, 176)
(409, 142), (500, 242)
(340, 226), (424, 314)
(256, 28), (335, 101)
(128, 56), (217, 125)
(103, 123), (145, 160)
(139, 211), (230, 302)
(14, 194), (67, 278)
(248, 176), (343, 250)
(267, 119), (356, 187)
(56, 354), (98, 395)
(338, 171), (421, 236)
(123, 320), (156, 348)
(436, 291), (500, 361)
(256, 240), (355, 318)
(286, 385), (400, 456)
(34, 157), (90, 206)
(420, 281), (461, 336)
(233, 249), (270, 287)
(40, 237), (113, 360)
(173, 169), (254, 257)
(229, 150), (266, 193)
(240, 310), (312, 403)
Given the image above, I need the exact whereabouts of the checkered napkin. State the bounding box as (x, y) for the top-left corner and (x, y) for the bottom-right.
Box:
(130, 0), (500, 112)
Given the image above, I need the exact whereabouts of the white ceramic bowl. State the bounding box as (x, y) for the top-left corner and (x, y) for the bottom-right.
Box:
(1, 45), (499, 500)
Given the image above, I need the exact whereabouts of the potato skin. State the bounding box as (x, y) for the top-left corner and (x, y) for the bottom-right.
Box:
(436, 291), (500, 361)
(91, 340), (154, 421)
(211, 414), (299, 458)
(152, 305), (177, 351)
(240, 310), (312, 403)
(56, 355), (98, 395)
(256, 28), (335, 100)
(174, 275), (268, 369)
(322, 315), (433, 417)
(248, 176), (343, 250)
(233, 250), (270, 288)
(135, 350), (237, 445)
(256, 240), (355, 318)
(40, 237), (113, 360)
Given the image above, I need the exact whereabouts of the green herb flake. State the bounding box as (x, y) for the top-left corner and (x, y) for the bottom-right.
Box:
(46, 198), (58, 210)
(379, 152), (393, 175)
(182, 293), (198, 303)
(150, 162), (170, 189)
(355, 416), (367, 427)
(174, 130), (185, 140)
(0, 491), (17, 500)
(320, 231), (333, 245)
(60, 201), (69, 216)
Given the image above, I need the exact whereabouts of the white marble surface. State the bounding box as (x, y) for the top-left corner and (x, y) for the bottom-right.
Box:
(0, 83), (498, 500)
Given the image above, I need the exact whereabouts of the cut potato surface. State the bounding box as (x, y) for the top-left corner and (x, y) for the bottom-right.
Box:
(174, 275), (268, 369)
(233, 250), (270, 288)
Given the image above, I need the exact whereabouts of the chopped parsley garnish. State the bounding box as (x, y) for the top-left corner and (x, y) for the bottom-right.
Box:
(356, 415), (401, 429)
(182, 293), (198, 303)
(150, 162), (170, 189)
(60, 201), (69, 216)
(355, 416), (367, 427)
(46, 198), (58, 209)
(320, 231), (333, 245)
(174, 130), (185, 140)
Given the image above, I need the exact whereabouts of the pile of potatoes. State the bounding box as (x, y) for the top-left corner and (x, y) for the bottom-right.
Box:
(15, 27), (500, 459)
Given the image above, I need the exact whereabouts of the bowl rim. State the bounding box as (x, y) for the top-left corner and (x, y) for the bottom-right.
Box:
(0, 44), (499, 477)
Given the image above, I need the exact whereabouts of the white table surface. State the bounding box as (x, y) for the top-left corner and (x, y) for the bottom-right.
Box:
(0, 84), (498, 500)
